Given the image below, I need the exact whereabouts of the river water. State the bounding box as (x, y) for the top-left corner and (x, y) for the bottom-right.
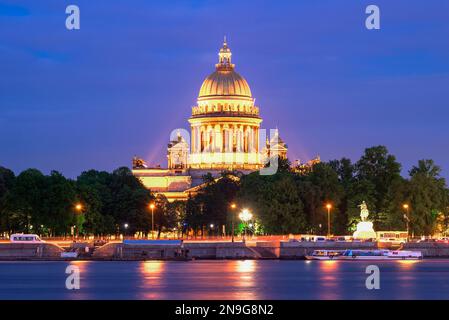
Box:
(1, 260), (449, 299)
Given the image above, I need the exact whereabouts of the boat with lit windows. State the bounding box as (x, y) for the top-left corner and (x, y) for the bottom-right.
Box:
(336, 249), (422, 260)
(306, 249), (423, 260)
(305, 250), (344, 260)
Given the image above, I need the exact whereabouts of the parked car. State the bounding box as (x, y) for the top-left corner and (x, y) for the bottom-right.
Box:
(331, 236), (347, 242)
(311, 236), (327, 242)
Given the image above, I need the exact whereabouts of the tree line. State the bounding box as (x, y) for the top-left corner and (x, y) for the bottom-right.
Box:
(1, 146), (448, 237)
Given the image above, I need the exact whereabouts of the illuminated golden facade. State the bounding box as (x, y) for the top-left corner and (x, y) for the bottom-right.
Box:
(133, 39), (288, 201)
(189, 39), (263, 170)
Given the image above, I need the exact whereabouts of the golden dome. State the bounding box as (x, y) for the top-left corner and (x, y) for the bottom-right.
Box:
(198, 39), (252, 100)
(199, 70), (252, 99)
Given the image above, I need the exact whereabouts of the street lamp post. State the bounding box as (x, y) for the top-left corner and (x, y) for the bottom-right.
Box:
(326, 203), (332, 237)
(230, 203), (236, 242)
(74, 203), (83, 240)
(149, 203), (155, 239)
(124, 223), (129, 238)
(403, 204), (410, 241)
(239, 209), (253, 242)
(209, 224), (214, 239)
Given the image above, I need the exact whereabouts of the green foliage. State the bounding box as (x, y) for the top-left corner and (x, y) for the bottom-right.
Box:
(0, 166), (157, 236)
(355, 146), (403, 228)
(1, 147), (448, 237)
(406, 160), (448, 235)
(238, 172), (307, 234)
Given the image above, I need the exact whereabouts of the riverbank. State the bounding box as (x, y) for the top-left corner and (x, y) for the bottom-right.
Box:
(1, 241), (449, 261)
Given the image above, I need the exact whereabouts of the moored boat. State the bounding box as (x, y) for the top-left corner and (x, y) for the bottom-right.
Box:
(305, 250), (344, 260)
(337, 249), (423, 260)
(306, 249), (423, 260)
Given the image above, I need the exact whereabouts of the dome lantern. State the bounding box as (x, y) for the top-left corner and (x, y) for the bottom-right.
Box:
(216, 36), (235, 71)
(198, 38), (252, 100)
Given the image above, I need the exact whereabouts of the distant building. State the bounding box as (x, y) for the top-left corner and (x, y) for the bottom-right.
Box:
(292, 156), (321, 175)
(133, 39), (289, 201)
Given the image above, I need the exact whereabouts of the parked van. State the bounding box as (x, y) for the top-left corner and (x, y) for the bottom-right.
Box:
(10, 234), (44, 243)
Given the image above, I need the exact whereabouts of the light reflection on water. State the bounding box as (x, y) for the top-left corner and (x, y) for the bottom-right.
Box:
(139, 261), (166, 299)
(316, 261), (341, 300)
(1, 259), (449, 299)
(232, 260), (259, 300)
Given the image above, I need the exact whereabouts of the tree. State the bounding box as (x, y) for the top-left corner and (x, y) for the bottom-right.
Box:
(355, 146), (402, 228)
(40, 171), (77, 236)
(5, 169), (47, 233)
(0, 167), (15, 234)
(239, 171), (307, 234)
(297, 162), (344, 234)
(406, 160), (448, 236)
(76, 167), (154, 236)
(328, 158), (355, 234)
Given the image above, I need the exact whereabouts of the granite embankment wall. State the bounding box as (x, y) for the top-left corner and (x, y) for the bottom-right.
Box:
(93, 242), (260, 259)
(3, 241), (449, 260)
(0, 243), (64, 260)
(93, 241), (379, 260)
(93, 243), (187, 260)
(403, 243), (449, 257)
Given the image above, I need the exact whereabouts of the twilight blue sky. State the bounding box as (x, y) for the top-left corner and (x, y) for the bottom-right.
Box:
(1, 0), (448, 179)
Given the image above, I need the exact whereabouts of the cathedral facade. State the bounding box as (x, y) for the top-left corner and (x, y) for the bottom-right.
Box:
(132, 40), (287, 201)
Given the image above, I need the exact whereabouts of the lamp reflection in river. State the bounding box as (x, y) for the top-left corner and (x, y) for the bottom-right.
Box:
(139, 261), (166, 299)
(317, 261), (341, 300)
(397, 260), (420, 270)
(231, 260), (260, 299)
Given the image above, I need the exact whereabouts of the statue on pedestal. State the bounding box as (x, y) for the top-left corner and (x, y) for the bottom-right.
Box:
(359, 201), (369, 222)
(353, 201), (377, 240)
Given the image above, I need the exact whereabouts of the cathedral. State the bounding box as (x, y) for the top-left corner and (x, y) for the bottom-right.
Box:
(132, 39), (288, 201)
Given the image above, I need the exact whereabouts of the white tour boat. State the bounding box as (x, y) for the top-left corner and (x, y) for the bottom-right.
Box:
(305, 250), (345, 260)
(306, 249), (423, 260)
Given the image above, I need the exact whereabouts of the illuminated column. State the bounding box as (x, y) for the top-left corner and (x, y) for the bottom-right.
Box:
(227, 125), (233, 152)
(215, 124), (222, 153)
(222, 126), (228, 152)
(236, 125), (241, 152)
(191, 126), (196, 153)
(238, 125), (244, 152)
(196, 125), (201, 153)
(244, 126), (249, 153)
(201, 125), (206, 152)
(248, 126), (253, 153)
(206, 125), (211, 152)
(253, 126), (256, 152)
(256, 127), (260, 153)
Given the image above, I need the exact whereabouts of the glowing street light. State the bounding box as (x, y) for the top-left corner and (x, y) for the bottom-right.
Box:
(239, 209), (253, 222)
(325, 203), (332, 237)
(149, 203), (155, 239)
(239, 209), (253, 242)
(230, 203), (237, 243)
(75, 203), (83, 212)
(73, 203), (83, 240)
(403, 204), (410, 241)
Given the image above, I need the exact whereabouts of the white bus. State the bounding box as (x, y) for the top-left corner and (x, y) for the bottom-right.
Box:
(377, 231), (408, 244)
(10, 234), (44, 243)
